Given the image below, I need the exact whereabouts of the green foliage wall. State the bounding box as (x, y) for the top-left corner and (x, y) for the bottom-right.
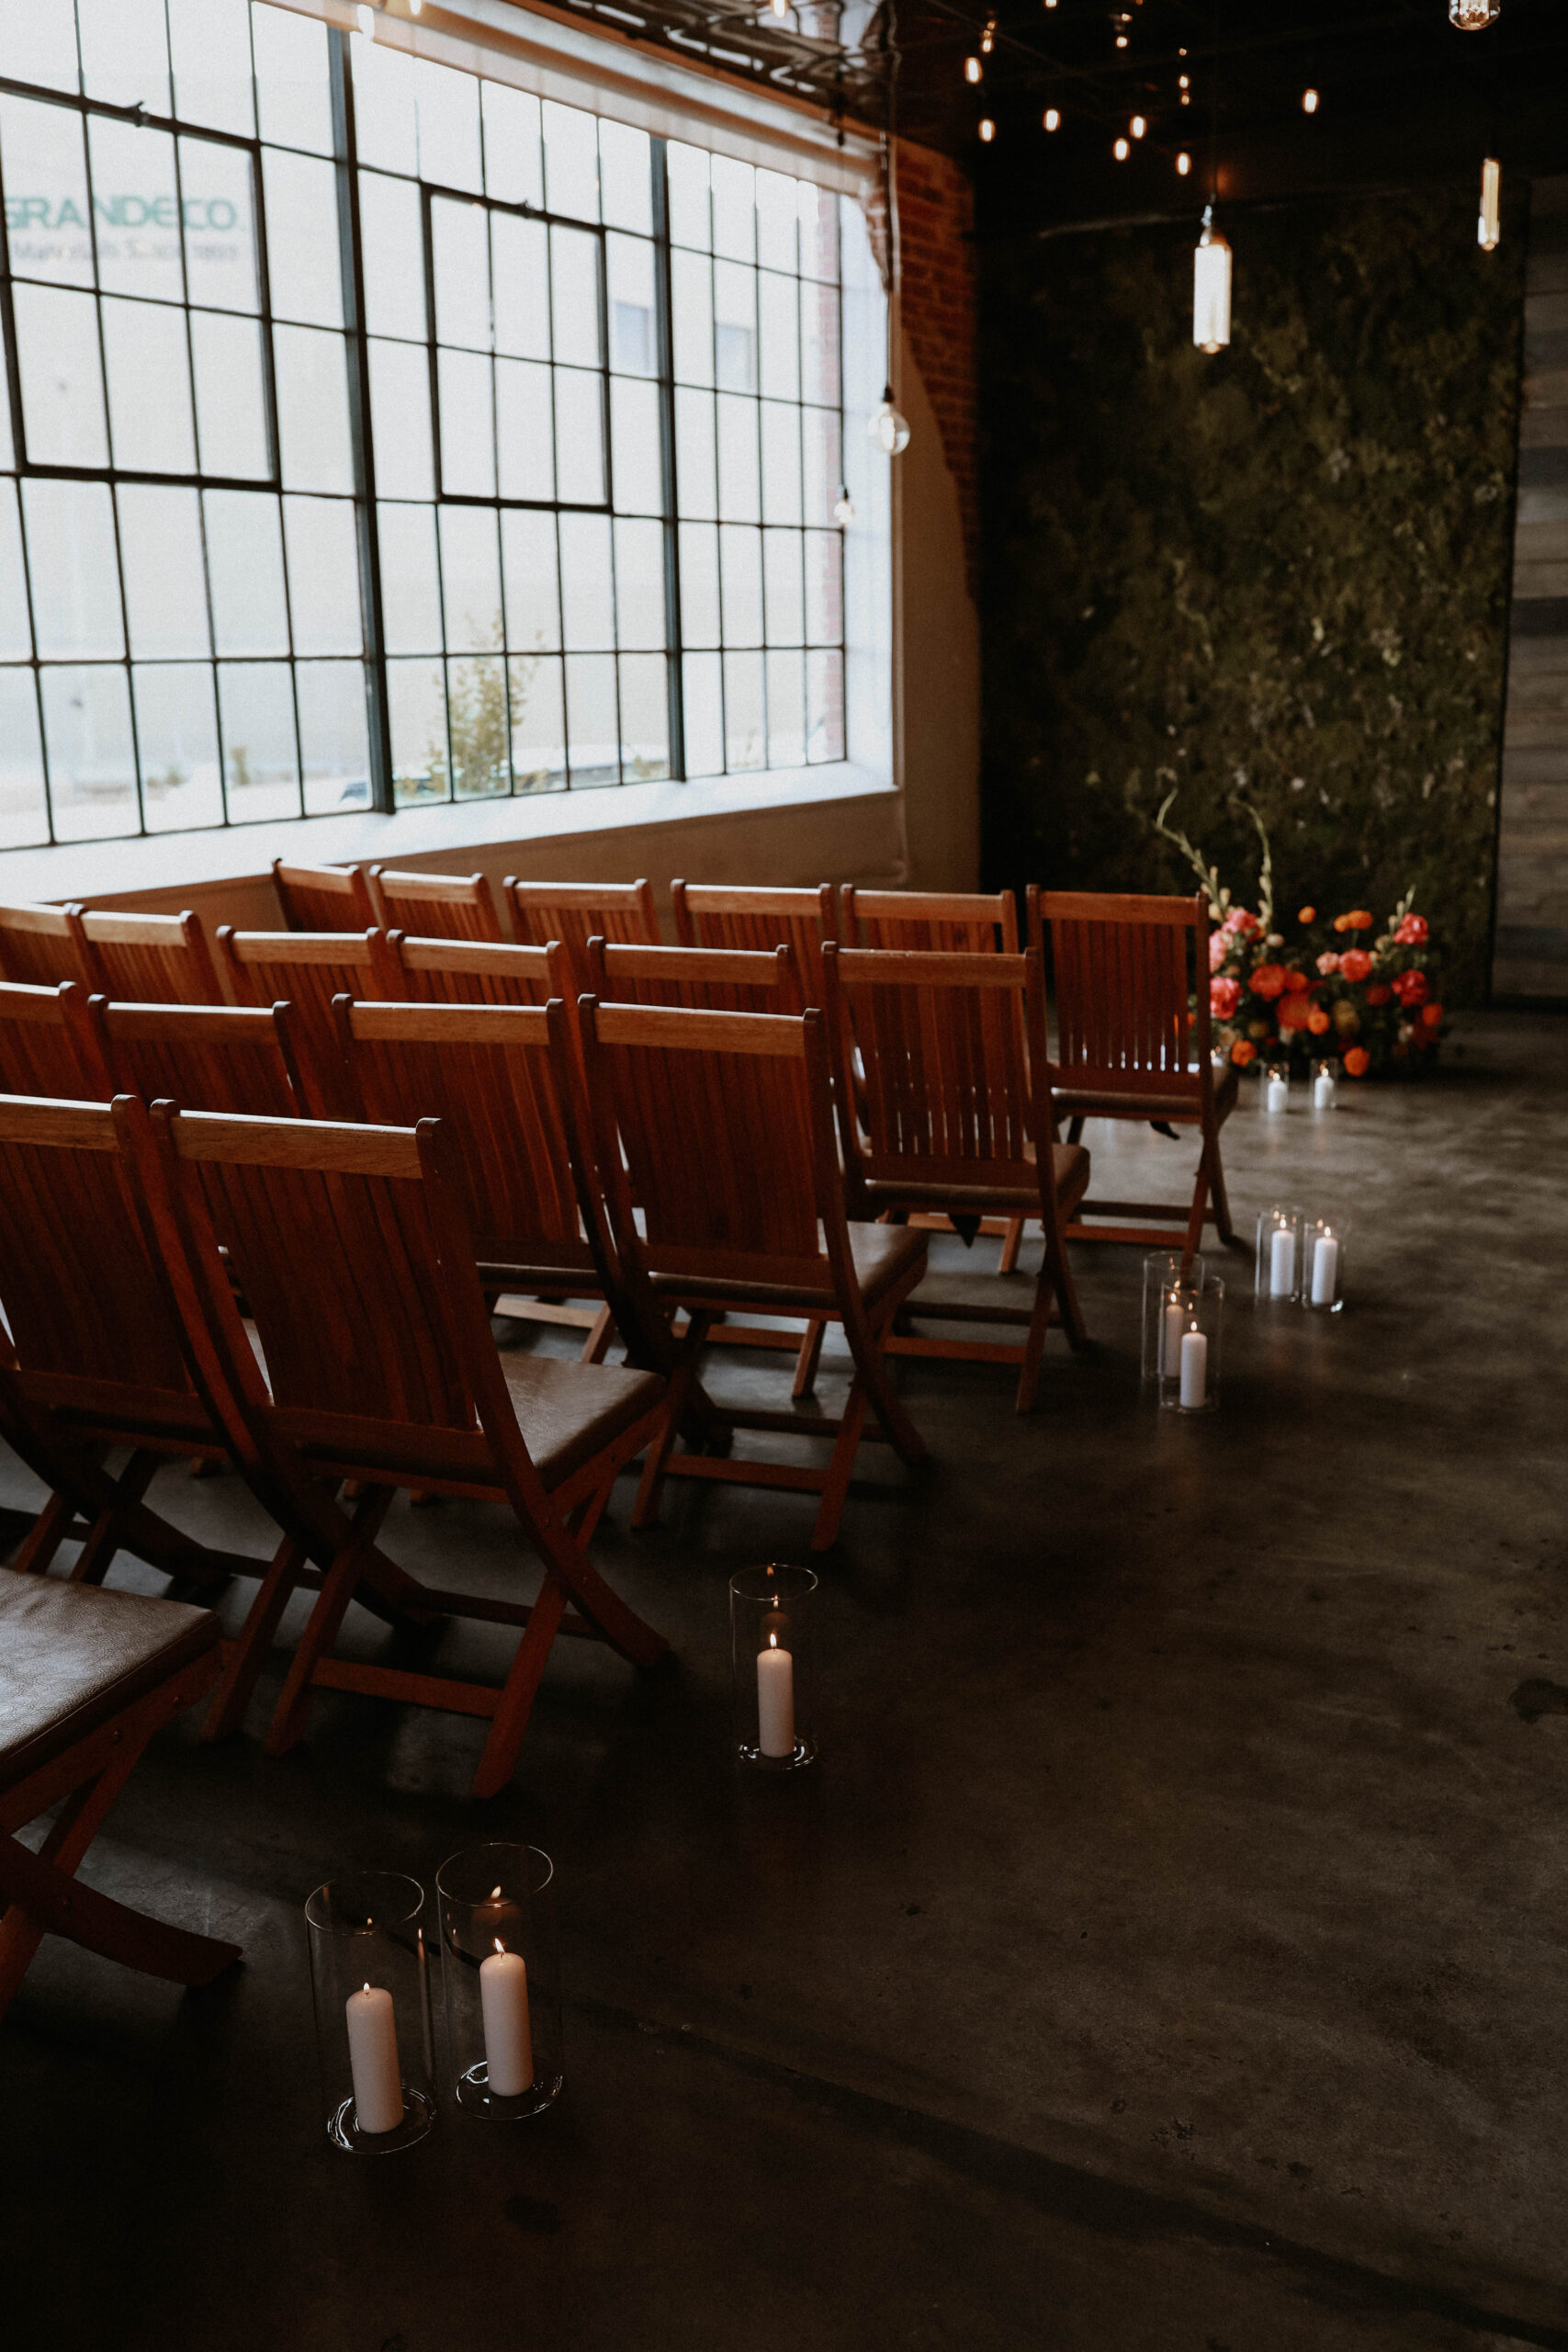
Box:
(978, 185), (1525, 1000)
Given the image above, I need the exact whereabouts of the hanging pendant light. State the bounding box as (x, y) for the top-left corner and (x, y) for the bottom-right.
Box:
(1449, 1), (1500, 27)
(1478, 156), (1501, 250)
(870, 386), (912, 455)
(832, 484), (856, 526)
(1193, 203), (1231, 353)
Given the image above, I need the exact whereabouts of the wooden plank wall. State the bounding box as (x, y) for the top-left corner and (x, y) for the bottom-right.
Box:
(1494, 175), (1568, 1002)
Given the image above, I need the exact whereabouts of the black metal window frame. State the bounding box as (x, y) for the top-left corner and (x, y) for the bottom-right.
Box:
(0, 11), (849, 842)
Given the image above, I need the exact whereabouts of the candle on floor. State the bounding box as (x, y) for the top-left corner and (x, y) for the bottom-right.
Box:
(1311, 1230), (1339, 1306)
(479, 1942), (534, 2098)
(757, 1633), (795, 1758)
(1314, 1069), (1336, 1111)
(345, 1984), (404, 2134)
(1269, 1224), (1295, 1298)
(1179, 1324), (1208, 1409)
(1163, 1295), (1184, 1376)
(1266, 1075), (1288, 1114)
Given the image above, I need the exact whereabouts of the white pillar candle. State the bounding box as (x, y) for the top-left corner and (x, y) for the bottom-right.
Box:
(345, 1983), (403, 2134)
(1179, 1326), (1208, 1409)
(479, 1944), (534, 2098)
(1162, 1296), (1184, 1376)
(1266, 1076), (1288, 1114)
(1314, 1071), (1335, 1110)
(1269, 1225), (1295, 1298)
(757, 1635), (795, 1758)
(1311, 1233), (1338, 1306)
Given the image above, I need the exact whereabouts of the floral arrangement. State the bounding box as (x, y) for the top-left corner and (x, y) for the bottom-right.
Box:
(1154, 794), (1449, 1078)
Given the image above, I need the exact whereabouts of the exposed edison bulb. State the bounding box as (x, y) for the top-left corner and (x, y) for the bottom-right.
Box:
(981, 14), (996, 51)
(1478, 155), (1501, 250)
(832, 484), (855, 527)
(1193, 203), (1232, 354)
(1177, 151), (1191, 175)
(1113, 136), (1129, 160)
(964, 54), (982, 82)
(978, 118), (996, 142)
(1043, 107), (1061, 130)
(1115, 31), (1128, 44)
(1303, 87), (1319, 113)
(1450, 0), (1501, 25)
(770, 0), (789, 15)
(1130, 115), (1146, 139)
(1179, 73), (1190, 87)
(869, 394), (911, 457)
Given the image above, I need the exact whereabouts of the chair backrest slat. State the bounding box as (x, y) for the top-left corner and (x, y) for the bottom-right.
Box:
(370, 867), (507, 943)
(273, 859), (377, 933)
(215, 928), (383, 1095)
(584, 938), (806, 1015)
(505, 877), (660, 988)
(840, 887), (1019, 956)
(73, 908), (223, 1005)
(84, 997), (307, 1118)
(670, 882), (836, 1004)
(1029, 888), (1207, 1091)
(0, 901), (90, 988)
(824, 948), (1038, 1183)
(0, 982), (110, 1100)
(378, 932), (558, 1008)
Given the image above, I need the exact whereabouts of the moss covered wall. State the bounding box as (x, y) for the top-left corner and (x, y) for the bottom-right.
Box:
(978, 186), (1526, 1000)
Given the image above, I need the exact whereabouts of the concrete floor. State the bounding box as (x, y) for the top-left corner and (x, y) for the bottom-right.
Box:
(3, 1011), (1566, 2351)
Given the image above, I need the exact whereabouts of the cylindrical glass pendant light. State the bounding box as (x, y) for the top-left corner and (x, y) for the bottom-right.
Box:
(1478, 156), (1501, 249)
(1193, 204), (1231, 353)
(1449, 1), (1501, 27)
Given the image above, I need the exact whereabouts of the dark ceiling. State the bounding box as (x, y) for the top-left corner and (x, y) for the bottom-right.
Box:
(511, 0), (1568, 230)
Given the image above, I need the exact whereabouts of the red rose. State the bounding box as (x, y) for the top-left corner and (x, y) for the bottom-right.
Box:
(1420, 1001), (1444, 1028)
(1338, 949), (1373, 983)
(1248, 963), (1288, 1001)
(1365, 982), (1392, 1005)
(1210, 977), (1242, 1019)
(1282, 968), (1311, 992)
(1393, 914), (1428, 945)
(1277, 994), (1314, 1032)
(1392, 968), (1429, 1006)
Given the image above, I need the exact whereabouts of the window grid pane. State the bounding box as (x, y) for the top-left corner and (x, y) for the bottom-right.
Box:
(0, 4), (848, 836)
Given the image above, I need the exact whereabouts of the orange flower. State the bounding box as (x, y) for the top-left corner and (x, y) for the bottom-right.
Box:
(1365, 982), (1392, 1005)
(1297, 906), (1316, 924)
(1248, 963), (1288, 1000)
(1277, 994), (1314, 1032)
(1282, 968), (1311, 992)
(1346, 910), (1374, 931)
(1231, 1038), (1258, 1067)
(1307, 1007), (1330, 1035)
(1342, 1046), (1371, 1077)
(1333, 914), (1350, 933)
(1420, 1001), (1444, 1027)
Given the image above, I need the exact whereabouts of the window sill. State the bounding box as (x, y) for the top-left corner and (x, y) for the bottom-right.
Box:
(0, 763), (897, 905)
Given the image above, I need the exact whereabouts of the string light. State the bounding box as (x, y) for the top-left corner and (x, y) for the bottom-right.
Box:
(964, 54), (983, 82)
(1131, 115), (1146, 138)
(1478, 155), (1501, 249)
(1450, 1), (1501, 26)
(1043, 106), (1060, 130)
(980, 13), (997, 51)
(832, 484), (855, 526)
(1302, 87), (1319, 112)
(1113, 136), (1129, 159)
(1179, 73), (1190, 106)
(1177, 151), (1191, 175)
(979, 117), (996, 141)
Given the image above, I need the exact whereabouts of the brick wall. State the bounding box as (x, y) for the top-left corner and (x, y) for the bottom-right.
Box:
(889, 140), (978, 595)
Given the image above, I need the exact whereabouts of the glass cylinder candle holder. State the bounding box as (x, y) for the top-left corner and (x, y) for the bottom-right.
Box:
(435, 1842), (563, 2120)
(1261, 1061), (1291, 1115)
(1255, 1204), (1303, 1304)
(730, 1563), (817, 1770)
(1311, 1058), (1339, 1112)
(1303, 1216), (1348, 1312)
(1156, 1276), (1223, 1413)
(1142, 1249), (1207, 1386)
(305, 1871), (437, 2154)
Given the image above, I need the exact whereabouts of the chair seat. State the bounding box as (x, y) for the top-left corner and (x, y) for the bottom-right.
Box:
(650, 1220), (927, 1315)
(860, 1142), (1090, 1219)
(1053, 1066), (1238, 1124)
(0, 1568), (218, 1796)
(500, 1355), (664, 1491)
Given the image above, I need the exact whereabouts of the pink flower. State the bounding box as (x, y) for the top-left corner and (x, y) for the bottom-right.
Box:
(1225, 910), (1261, 940)
(1209, 932), (1228, 972)
(1316, 952), (1341, 977)
(1210, 977), (1242, 1019)
(1393, 914), (1428, 946)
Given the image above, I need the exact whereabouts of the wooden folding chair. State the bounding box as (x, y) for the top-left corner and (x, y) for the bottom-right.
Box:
(272, 857), (377, 933)
(375, 932), (558, 1008)
(71, 908), (224, 1006)
(324, 994), (635, 1363)
(840, 886), (1020, 955)
(822, 945), (1089, 1412)
(577, 999), (928, 1552)
(505, 877), (660, 990)
(0, 981), (111, 1099)
(130, 1098), (669, 1797)
(370, 866), (508, 943)
(0, 900), (89, 988)
(0, 1093), (302, 1631)
(214, 928), (383, 1105)
(1027, 888), (1240, 1255)
(0, 1568), (241, 2021)
(68, 992), (319, 1118)
(671, 882), (837, 1005)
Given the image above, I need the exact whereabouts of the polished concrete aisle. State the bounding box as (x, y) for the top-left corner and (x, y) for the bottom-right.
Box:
(3, 1013), (1566, 2352)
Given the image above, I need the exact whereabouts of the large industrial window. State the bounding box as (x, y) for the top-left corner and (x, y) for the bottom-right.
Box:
(0, 0), (850, 847)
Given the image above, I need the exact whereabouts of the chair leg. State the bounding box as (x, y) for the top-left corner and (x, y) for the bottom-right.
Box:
(844, 1300), (926, 1468)
(810, 1374), (871, 1551)
(997, 1216), (1026, 1275)
(1015, 1267), (1059, 1415)
(1206, 1128), (1240, 1247)
(791, 1317), (828, 1399)
(200, 1531), (309, 1743)
(67, 1450), (160, 1586)
(469, 1576), (569, 1801)
(579, 1304), (615, 1364)
(264, 1488), (395, 1757)
(1066, 1115), (1085, 1146)
(631, 1319), (709, 1531)
(9, 1488), (75, 1576)
(1182, 1160), (1212, 1269)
